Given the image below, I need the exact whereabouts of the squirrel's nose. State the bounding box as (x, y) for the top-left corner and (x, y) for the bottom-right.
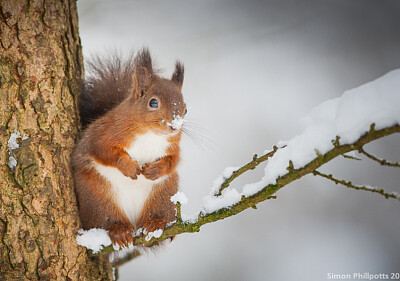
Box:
(167, 114), (184, 130)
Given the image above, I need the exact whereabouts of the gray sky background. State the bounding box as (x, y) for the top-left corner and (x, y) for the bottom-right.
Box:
(77, 1), (400, 280)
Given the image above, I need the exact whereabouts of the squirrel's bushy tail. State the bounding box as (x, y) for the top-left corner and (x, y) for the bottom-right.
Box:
(78, 51), (135, 128)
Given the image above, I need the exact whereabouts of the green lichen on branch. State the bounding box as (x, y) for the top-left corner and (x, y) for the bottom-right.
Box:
(97, 123), (400, 254)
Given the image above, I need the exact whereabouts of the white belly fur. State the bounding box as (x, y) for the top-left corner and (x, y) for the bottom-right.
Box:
(125, 131), (171, 167)
(94, 131), (170, 225)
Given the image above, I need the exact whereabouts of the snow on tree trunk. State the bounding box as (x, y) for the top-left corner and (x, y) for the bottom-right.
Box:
(0, 0), (112, 279)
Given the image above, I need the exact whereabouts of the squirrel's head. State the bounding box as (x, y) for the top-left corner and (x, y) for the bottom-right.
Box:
(129, 49), (186, 136)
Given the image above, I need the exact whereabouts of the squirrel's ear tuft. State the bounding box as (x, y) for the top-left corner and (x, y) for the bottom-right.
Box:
(171, 61), (184, 90)
(135, 48), (153, 73)
(132, 48), (153, 98)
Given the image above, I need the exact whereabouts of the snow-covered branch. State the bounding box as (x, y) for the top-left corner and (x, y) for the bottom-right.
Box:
(77, 69), (400, 255)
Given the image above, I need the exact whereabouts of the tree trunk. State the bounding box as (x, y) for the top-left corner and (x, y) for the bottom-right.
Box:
(0, 0), (112, 279)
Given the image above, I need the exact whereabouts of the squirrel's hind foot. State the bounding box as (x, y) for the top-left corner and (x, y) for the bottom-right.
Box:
(143, 218), (168, 233)
(107, 221), (135, 248)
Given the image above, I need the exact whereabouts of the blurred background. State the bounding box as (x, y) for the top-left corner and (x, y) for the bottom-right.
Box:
(77, 1), (400, 280)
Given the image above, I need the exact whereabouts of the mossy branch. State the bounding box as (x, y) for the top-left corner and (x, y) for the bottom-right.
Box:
(97, 123), (400, 254)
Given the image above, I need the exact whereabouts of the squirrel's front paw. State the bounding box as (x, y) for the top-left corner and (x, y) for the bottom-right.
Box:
(117, 158), (141, 179)
(107, 222), (134, 248)
(141, 161), (164, 180)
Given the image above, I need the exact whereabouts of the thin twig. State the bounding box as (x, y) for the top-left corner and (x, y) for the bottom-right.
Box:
(215, 146), (282, 196)
(111, 249), (141, 267)
(359, 147), (400, 167)
(342, 154), (361, 161)
(313, 170), (400, 201)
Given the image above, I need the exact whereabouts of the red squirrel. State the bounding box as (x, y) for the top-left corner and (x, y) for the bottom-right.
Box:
(71, 49), (186, 248)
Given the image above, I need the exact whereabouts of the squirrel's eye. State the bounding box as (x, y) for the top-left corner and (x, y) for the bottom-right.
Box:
(184, 109), (188, 115)
(149, 98), (159, 108)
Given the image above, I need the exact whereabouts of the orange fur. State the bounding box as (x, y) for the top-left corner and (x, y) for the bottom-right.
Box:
(71, 49), (185, 247)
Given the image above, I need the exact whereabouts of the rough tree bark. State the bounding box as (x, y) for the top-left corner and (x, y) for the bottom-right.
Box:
(0, 0), (112, 280)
